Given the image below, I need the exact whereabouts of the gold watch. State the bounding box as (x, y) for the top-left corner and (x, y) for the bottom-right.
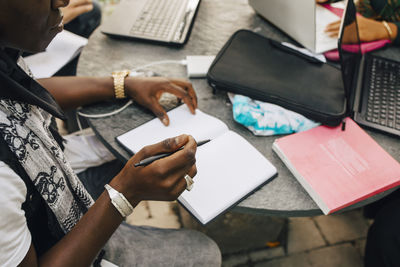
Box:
(111, 70), (130, 99)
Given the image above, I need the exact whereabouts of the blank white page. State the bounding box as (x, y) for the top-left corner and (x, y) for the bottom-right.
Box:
(315, 4), (340, 53)
(178, 131), (277, 224)
(116, 105), (229, 153)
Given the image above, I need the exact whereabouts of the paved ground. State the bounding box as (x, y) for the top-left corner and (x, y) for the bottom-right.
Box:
(126, 201), (370, 267)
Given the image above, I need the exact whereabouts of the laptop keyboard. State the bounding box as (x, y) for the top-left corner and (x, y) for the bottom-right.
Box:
(365, 57), (400, 130)
(129, 0), (186, 40)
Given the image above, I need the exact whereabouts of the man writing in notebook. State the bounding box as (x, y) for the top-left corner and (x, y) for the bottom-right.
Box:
(0, 0), (221, 266)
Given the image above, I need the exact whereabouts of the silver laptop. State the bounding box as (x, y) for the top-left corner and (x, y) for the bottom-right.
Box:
(249, 0), (340, 53)
(101, 0), (201, 46)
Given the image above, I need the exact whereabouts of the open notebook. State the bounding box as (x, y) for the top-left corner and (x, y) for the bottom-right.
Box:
(116, 105), (277, 224)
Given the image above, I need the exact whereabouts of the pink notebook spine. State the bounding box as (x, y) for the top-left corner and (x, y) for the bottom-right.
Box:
(329, 181), (400, 214)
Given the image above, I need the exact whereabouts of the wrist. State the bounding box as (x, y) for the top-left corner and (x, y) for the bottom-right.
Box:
(382, 21), (396, 41)
(123, 76), (144, 100)
(109, 174), (141, 208)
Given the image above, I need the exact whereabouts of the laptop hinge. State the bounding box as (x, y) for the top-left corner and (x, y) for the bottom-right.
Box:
(351, 54), (365, 114)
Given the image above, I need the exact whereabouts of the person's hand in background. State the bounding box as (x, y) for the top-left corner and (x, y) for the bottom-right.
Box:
(61, 0), (94, 24)
(325, 15), (398, 43)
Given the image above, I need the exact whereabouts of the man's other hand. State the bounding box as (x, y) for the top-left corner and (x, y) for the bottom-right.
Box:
(125, 77), (198, 126)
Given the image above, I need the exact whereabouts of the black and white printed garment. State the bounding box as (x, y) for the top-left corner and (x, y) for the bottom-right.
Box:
(0, 48), (94, 233)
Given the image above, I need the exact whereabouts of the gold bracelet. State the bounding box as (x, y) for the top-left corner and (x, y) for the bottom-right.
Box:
(382, 21), (393, 40)
(111, 70), (130, 99)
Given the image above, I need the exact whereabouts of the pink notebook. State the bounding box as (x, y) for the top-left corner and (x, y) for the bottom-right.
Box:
(272, 118), (400, 214)
(321, 3), (391, 61)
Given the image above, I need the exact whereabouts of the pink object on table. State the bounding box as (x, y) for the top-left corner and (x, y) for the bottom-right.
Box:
(320, 3), (391, 61)
(273, 117), (400, 215)
(321, 3), (344, 17)
(324, 40), (392, 61)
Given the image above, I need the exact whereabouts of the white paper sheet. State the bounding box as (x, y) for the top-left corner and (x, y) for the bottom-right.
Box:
(116, 105), (229, 153)
(23, 30), (88, 78)
(315, 4), (341, 53)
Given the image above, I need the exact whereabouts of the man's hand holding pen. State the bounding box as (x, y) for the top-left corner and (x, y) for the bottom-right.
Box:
(135, 139), (210, 167)
(110, 134), (198, 207)
(108, 73), (200, 207)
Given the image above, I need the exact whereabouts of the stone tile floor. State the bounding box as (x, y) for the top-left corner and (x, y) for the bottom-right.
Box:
(125, 200), (370, 267)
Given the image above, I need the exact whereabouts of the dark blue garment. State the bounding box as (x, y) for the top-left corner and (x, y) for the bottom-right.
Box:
(365, 194), (400, 267)
(64, 0), (102, 39)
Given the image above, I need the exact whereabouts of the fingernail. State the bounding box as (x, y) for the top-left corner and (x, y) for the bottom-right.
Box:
(162, 118), (169, 125)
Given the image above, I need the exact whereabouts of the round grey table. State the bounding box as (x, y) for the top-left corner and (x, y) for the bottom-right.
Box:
(77, 0), (400, 217)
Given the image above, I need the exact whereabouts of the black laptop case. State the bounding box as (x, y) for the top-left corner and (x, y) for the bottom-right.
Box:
(207, 30), (347, 126)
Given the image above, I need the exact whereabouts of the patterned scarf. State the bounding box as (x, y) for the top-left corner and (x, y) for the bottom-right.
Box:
(0, 48), (94, 233)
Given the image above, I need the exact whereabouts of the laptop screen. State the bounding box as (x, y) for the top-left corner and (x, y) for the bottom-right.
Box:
(338, 0), (362, 110)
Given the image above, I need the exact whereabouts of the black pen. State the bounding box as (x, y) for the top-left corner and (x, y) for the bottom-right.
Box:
(134, 139), (211, 167)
